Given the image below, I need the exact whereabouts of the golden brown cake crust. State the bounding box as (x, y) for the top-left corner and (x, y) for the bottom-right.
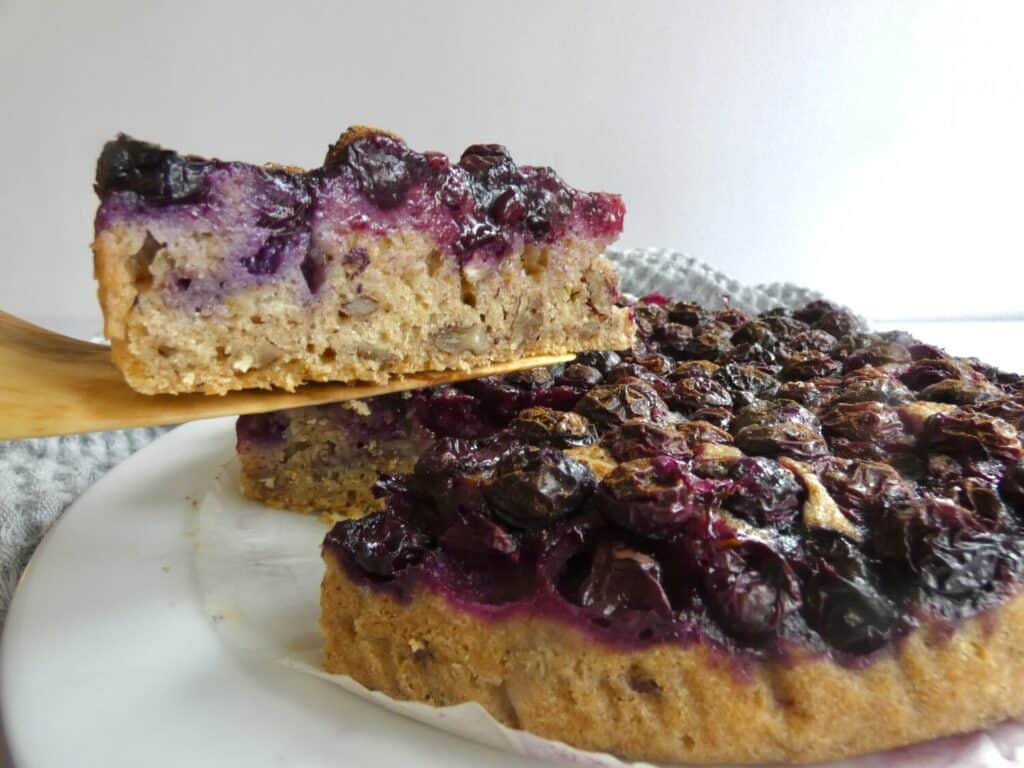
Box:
(321, 558), (1024, 764)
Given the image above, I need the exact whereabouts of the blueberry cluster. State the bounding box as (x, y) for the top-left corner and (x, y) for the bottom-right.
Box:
(94, 131), (624, 271)
(325, 296), (1024, 661)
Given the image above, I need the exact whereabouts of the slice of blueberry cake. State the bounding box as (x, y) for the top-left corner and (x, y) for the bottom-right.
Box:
(236, 365), (599, 517)
(308, 296), (1024, 763)
(93, 127), (632, 394)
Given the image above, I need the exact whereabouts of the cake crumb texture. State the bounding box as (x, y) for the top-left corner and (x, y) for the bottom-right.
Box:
(321, 561), (1024, 764)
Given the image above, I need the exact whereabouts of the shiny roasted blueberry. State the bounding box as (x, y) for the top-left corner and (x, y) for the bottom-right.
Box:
(438, 508), (520, 561)
(1000, 460), (1024, 512)
(964, 357), (1006, 384)
(684, 321), (734, 361)
(899, 358), (974, 391)
(531, 385), (587, 412)
(963, 478), (1012, 529)
(921, 412), (1023, 462)
(731, 320), (778, 349)
(605, 363), (666, 387)
(732, 399), (820, 432)
(870, 497), (983, 566)
(654, 322), (694, 357)
(792, 299), (840, 324)
(715, 308), (753, 330)
(816, 309), (866, 339)
(666, 300), (708, 326)
(633, 301), (668, 344)
(533, 364), (603, 411)
(458, 143), (515, 176)
(408, 435), (519, 521)
(668, 360), (720, 381)
(577, 541), (674, 619)
(714, 363), (779, 408)
(843, 342), (911, 372)
(485, 447), (596, 529)
(95, 134), (211, 204)
(724, 457), (804, 526)
(573, 381), (674, 432)
(783, 353), (844, 381)
(718, 342), (780, 369)
(820, 458), (913, 511)
(510, 407), (597, 448)
(330, 132), (429, 209)
(412, 386), (494, 438)
(977, 399), (1024, 431)
(734, 421), (829, 462)
(596, 457), (717, 538)
(922, 453), (969, 502)
(573, 350), (622, 375)
(599, 420), (693, 462)
(328, 512), (429, 578)
(832, 333), (881, 359)
(669, 377), (733, 414)
(918, 528), (1017, 599)
(918, 379), (1002, 406)
(676, 419), (734, 445)
(558, 363), (604, 387)
(252, 169), (313, 229)
(693, 531), (802, 641)
(522, 168), (575, 239)
(460, 373), (544, 421)
(834, 376), (915, 406)
(626, 352), (675, 376)
(802, 534), (897, 654)
(759, 314), (809, 341)
(786, 329), (838, 355)
(776, 379), (841, 411)
(908, 343), (951, 361)
(691, 407), (733, 430)
(504, 367), (555, 389)
(414, 435), (511, 482)
(821, 402), (909, 445)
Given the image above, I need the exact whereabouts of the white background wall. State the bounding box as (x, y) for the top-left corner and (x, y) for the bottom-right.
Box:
(1, 0), (1021, 338)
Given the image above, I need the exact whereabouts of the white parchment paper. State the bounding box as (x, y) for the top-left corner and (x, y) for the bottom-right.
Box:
(195, 250), (1024, 767)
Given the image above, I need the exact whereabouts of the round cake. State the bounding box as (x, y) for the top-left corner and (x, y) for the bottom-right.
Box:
(319, 296), (1024, 764)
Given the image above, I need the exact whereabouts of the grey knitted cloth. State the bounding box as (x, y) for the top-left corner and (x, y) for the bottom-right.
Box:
(0, 428), (169, 622)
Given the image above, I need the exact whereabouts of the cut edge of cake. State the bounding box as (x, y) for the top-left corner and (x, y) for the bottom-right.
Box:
(93, 128), (633, 395)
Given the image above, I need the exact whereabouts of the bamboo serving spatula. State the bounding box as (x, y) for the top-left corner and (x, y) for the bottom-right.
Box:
(0, 311), (573, 440)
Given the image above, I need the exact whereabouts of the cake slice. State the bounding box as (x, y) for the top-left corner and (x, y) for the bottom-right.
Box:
(93, 127), (632, 395)
(236, 366), (582, 517)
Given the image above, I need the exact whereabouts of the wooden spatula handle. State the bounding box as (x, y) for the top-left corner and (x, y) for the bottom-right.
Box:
(0, 311), (572, 440)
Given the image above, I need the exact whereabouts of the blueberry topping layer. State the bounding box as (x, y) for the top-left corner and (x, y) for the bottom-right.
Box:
(324, 296), (1024, 665)
(95, 129), (625, 304)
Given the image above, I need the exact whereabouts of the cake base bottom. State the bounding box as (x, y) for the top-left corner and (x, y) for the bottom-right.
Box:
(321, 558), (1024, 765)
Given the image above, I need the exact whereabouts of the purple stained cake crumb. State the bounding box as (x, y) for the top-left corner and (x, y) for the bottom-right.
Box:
(319, 295), (1024, 668)
(94, 132), (625, 309)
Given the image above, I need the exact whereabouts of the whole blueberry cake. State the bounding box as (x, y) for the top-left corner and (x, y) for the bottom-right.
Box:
(93, 127), (631, 394)
(290, 295), (1024, 764)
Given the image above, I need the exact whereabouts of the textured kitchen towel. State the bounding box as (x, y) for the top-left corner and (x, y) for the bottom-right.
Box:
(0, 428), (169, 622)
(0, 249), (827, 624)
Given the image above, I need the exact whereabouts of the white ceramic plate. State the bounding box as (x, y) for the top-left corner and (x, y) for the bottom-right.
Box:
(0, 418), (546, 768)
